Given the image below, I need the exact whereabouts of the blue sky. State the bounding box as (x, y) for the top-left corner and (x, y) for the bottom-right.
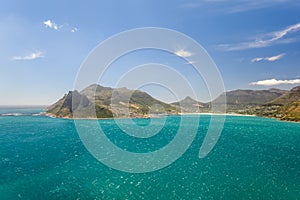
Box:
(1, 0), (300, 105)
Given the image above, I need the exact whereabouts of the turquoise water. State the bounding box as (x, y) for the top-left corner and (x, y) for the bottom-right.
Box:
(0, 109), (300, 199)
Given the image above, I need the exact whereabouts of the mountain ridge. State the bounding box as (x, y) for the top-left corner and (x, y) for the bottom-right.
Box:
(46, 84), (178, 118)
(46, 85), (300, 122)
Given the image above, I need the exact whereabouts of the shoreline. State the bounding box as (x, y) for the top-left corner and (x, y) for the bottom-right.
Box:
(44, 113), (154, 120)
(179, 112), (257, 117)
(44, 112), (299, 123)
(44, 112), (258, 120)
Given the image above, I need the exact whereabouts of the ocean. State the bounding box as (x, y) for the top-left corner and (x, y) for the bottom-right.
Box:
(0, 108), (299, 199)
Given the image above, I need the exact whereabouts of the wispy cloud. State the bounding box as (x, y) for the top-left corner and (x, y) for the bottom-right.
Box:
(227, 0), (292, 13)
(174, 49), (193, 58)
(251, 53), (285, 62)
(13, 51), (44, 61)
(184, 61), (196, 65)
(43, 20), (61, 30)
(218, 22), (300, 51)
(43, 19), (78, 33)
(71, 27), (78, 33)
(182, 0), (296, 13)
(250, 78), (300, 86)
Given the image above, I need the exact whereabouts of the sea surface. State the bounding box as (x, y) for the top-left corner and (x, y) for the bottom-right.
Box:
(0, 108), (300, 199)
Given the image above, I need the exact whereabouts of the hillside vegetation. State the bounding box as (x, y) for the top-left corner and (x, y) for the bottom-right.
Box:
(46, 84), (178, 118)
(47, 85), (300, 122)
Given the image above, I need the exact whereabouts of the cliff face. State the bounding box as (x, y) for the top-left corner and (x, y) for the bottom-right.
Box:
(46, 84), (178, 118)
(47, 84), (300, 122)
(46, 90), (99, 118)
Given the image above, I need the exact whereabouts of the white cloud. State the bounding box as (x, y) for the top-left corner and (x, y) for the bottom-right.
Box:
(71, 27), (78, 33)
(43, 20), (77, 33)
(251, 58), (264, 62)
(43, 20), (61, 30)
(251, 53), (285, 62)
(250, 78), (300, 86)
(175, 49), (193, 58)
(218, 22), (300, 51)
(13, 51), (44, 60)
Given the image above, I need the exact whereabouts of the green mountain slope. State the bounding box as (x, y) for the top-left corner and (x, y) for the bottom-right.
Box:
(271, 86), (300, 105)
(46, 84), (178, 118)
(47, 84), (300, 122)
(224, 86), (300, 122)
(211, 88), (287, 113)
(46, 90), (113, 118)
(213, 88), (287, 105)
(270, 86), (300, 121)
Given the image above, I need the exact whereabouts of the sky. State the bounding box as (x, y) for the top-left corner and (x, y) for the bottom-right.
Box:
(0, 0), (300, 105)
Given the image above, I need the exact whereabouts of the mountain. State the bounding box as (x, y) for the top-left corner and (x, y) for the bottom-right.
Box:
(211, 88), (288, 113)
(170, 88), (287, 114)
(269, 86), (300, 121)
(46, 84), (178, 118)
(47, 84), (300, 122)
(46, 90), (113, 118)
(171, 96), (209, 113)
(271, 86), (300, 105)
(213, 88), (287, 105)
(220, 86), (300, 122)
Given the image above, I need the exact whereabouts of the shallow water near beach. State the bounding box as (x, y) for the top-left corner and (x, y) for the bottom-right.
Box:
(0, 108), (300, 199)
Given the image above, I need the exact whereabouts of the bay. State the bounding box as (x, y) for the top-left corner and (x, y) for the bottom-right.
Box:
(0, 108), (299, 199)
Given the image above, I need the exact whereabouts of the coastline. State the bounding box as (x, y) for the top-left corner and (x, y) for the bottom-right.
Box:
(179, 112), (257, 117)
(44, 112), (300, 123)
(44, 112), (257, 120)
(44, 112), (154, 120)
(44, 113), (115, 120)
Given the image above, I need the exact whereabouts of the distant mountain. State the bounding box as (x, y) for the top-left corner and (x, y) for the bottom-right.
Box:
(46, 84), (178, 118)
(170, 88), (288, 114)
(171, 96), (209, 113)
(213, 88), (287, 105)
(210, 88), (287, 114)
(220, 86), (299, 122)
